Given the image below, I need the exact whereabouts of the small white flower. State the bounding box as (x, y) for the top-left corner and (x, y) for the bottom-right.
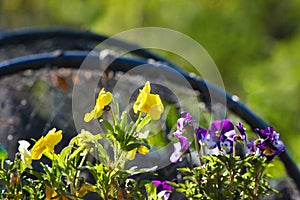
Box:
(18, 140), (32, 169)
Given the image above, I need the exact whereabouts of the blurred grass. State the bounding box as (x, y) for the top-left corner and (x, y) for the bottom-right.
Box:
(1, 0), (300, 178)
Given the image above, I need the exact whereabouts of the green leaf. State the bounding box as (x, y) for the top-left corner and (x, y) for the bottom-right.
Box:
(120, 111), (128, 131)
(166, 181), (178, 188)
(145, 182), (157, 200)
(94, 142), (109, 163)
(102, 119), (114, 133)
(112, 96), (120, 122)
(43, 152), (59, 161)
(0, 145), (8, 161)
(69, 145), (85, 160)
(115, 125), (126, 142)
(137, 114), (151, 132)
(177, 167), (192, 174)
(58, 146), (73, 166)
(125, 142), (150, 152)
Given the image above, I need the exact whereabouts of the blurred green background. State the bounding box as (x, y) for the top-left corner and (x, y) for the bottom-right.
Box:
(1, 0), (300, 177)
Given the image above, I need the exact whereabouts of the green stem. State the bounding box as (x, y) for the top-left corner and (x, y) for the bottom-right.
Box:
(229, 169), (235, 200)
(194, 133), (202, 165)
(200, 144), (206, 164)
(253, 170), (263, 200)
(114, 144), (126, 169)
(74, 152), (88, 191)
(110, 108), (116, 127)
(1, 159), (4, 169)
(189, 152), (193, 169)
(232, 140), (236, 157)
(128, 112), (142, 137)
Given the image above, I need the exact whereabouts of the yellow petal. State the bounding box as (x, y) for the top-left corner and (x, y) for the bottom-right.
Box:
(44, 129), (63, 152)
(143, 81), (151, 94)
(85, 88), (112, 122)
(46, 185), (58, 200)
(127, 149), (137, 160)
(94, 105), (104, 119)
(76, 183), (95, 197)
(84, 111), (94, 122)
(98, 93), (112, 109)
(134, 90), (147, 113)
(263, 147), (276, 156)
(138, 145), (150, 155)
(133, 82), (164, 120)
(149, 104), (164, 120)
(31, 137), (46, 160)
(96, 88), (112, 109)
(31, 129), (62, 160)
(134, 82), (150, 113)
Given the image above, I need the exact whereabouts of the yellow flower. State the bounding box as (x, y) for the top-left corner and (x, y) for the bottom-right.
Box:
(31, 128), (63, 160)
(18, 140), (32, 169)
(76, 183), (95, 198)
(45, 186), (57, 200)
(84, 88), (113, 122)
(127, 145), (150, 160)
(133, 81), (164, 120)
(46, 185), (70, 200)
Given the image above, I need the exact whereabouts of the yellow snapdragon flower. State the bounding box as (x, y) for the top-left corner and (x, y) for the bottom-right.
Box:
(84, 88), (113, 122)
(133, 81), (164, 120)
(76, 183), (95, 198)
(46, 185), (70, 200)
(127, 145), (150, 160)
(31, 128), (62, 160)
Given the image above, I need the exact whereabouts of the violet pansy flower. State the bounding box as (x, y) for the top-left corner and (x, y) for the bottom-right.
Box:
(196, 119), (235, 151)
(254, 127), (285, 160)
(152, 180), (173, 200)
(174, 112), (195, 137)
(170, 135), (190, 163)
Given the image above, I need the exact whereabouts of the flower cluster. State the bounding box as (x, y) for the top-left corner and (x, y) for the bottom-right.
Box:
(170, 112), (195, 163)
(171, 112), (285, 163)
(0, 82), (286, 200)
(254, 126), (285, 160)
(0, 81), (168, 199)
(166, 112), (285, 199)
(151, 180), (173, 200)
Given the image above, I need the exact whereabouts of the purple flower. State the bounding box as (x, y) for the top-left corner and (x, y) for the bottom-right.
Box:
(170, 112), (194, 163)
(152, 180), (172, 200)
(196, 126), (209, 145)
(254, 127), (285, 160)
(177, 112), (195, 129)
(210, 119), (234, 135)
(170, 135), (190, 163)
(196, 120), (235, 151)
(246, 140), (257, 155)
(237, 122), (247, 140)
(174, 112), (195, 136)
(218, 129), (237, 154)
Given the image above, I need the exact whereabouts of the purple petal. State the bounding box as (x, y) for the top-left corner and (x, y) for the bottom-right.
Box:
(195, 126), (208, 142)
(177, 118), (185, 132)
(218, 139), (233, 154)
(170, 143), (181, 163)
(178, 135), (189, 151)
(177, 112), (195, 131)
(173, 130), (183, 137)
(237, 122), (247, 140)
(210, 119), (234, 135)
(152, 180), (173, 191)
(152, 180), (161, 188)
(224, 130), (236, 140)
